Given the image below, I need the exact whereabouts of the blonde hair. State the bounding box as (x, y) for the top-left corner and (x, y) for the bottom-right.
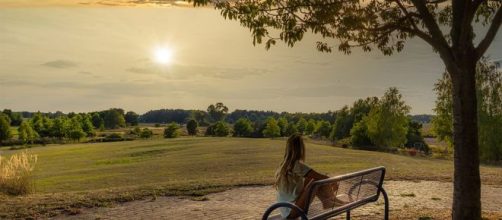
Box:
(274, 134), (306, 190)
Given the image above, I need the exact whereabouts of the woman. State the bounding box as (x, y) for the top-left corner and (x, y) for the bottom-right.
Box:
(275, 134), (337, 219)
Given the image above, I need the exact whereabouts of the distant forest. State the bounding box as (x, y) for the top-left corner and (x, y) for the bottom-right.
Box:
(8, 108), (432, 125)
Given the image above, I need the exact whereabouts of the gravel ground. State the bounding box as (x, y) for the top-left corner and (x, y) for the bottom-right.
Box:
(56, 181), (502, 220)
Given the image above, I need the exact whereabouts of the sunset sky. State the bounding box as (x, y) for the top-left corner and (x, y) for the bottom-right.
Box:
(1, 1), (501, 114)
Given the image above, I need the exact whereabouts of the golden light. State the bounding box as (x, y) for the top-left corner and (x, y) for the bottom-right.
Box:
(153, 46), (174, 65)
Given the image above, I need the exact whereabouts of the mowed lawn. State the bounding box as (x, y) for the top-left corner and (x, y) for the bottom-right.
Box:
(1, 137), (501, 218)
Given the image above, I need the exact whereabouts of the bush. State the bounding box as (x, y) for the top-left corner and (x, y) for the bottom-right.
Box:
(107, 133), (123, 139)
(140, 128), (153, 139)
(206, 121), (230, 137)
(213, 121), (230, 137)
(164, 123), (180, 138)
(186, 119), (198, 136)
(350, 120), (373, 148)
(233, 118), (253, 137)
(129, 127), (142, 136)
(0, 151), (37, 195)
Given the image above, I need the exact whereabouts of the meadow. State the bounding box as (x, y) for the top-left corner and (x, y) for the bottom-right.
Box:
(0, 137), (501, 218)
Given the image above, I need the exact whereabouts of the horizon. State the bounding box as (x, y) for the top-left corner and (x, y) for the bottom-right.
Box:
(1, 2), (501, 115)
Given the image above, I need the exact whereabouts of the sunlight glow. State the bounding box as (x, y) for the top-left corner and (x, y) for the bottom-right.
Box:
(153, 47), (174, 65)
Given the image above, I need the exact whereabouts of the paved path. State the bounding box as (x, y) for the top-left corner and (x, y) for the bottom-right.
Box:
(57, 181), (502, 220)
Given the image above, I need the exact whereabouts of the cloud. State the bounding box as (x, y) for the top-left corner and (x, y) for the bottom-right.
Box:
(42, 60), (79, 69)
(126, 63), (267, 80)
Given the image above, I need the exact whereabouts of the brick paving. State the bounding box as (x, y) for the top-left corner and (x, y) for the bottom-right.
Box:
(56, 181), (502, 220)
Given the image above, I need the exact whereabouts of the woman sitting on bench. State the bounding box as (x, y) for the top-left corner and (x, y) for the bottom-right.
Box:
(275, 134), (338, 219)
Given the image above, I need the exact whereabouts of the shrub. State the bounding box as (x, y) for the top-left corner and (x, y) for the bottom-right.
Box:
(233, 118), (253, 137)
(129, 127), (142, 136)
(205, 121), (230, 137)
(186, 119), (198, 136)
(0, 151), (37, 195)
(106, 133), (123, 139)
(213, 121), (230, 137)
(140, 128), (153, 139)
(164, 123), (180, 138)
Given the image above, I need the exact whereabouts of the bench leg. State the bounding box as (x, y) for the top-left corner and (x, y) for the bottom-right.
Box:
(346, 210), (350, 220)
(381, 188), (389, 220)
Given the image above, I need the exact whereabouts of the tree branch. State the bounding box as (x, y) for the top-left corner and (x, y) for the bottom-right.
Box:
(409, 0), (453, 60)
(476, 6), (502, 59)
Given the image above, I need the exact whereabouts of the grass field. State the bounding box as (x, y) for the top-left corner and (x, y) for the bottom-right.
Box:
(1, 137), (501, 218)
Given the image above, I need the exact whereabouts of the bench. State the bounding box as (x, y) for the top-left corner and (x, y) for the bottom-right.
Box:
(262, 166), (389, 220)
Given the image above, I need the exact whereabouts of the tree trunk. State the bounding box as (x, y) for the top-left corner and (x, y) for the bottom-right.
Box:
(449, 55), (481, 220)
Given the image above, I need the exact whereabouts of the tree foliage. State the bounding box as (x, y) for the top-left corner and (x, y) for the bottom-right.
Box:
(18, 121), (38, 144)
(365, 87), (410, 148)
(164, 123), (181, 138)
(207, 102), (229, 122)
(186, 119), (198, 136)
(0, 114), (12, 143)
(296, 117), (307, 134)
(315, 120), (332, 139)
(433, 59), (502, 162)
(206, 121), (230, 137)
(125, 111), (139, 126)
(233, 118), (254, 137)
(277, 117), (288, 136)
(263, 117), (281, 138)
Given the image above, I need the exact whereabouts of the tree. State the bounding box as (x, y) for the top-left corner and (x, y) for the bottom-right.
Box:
(263, 117), (281, 138)
(125, 111), (139, 126)
(164, 123), (181, 138)
(191, 110), (208, 126)
(350, 119), (373, 148)
(0, 114), (11, 144)
(315, 120), (332, 139)
(104, 109), (126, 129)
(331, 106), (352, 141)
(296, 117), (307, 134)
(91, 113), (105, 131)
(51, 117), (69, 139)
(432, 72), (455, 147)
(207, 102), (228, 122)
(81, 115), (96, 137)
(18, 121), (38, 144)
(2, 109), (22, 126)
(140, 128), (154, 139)
(433, 59), (502, 162)
(193, 0), (502, 217)
(406, 120), (430, 153)
(277, 117), (289, 136)
(186, 119), (198, 136)
(30, 112), (50, 137)
(284, 123), (298, 136)
(366, 88), (410, 149)
(233, 118), (254, 137)
(67, 117), (86, 142)
(305, 119), (317, 135)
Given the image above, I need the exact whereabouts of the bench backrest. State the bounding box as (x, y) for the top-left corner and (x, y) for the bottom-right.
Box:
(305, 166), (386, 220)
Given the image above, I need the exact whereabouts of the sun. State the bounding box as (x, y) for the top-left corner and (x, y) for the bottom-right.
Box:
(153, 47), (174, 65)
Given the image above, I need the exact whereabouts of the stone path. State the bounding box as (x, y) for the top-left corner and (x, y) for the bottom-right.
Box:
(57, 181), (502, 220)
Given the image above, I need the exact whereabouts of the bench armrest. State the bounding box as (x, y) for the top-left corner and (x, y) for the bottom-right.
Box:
(262, 202), (308, 220)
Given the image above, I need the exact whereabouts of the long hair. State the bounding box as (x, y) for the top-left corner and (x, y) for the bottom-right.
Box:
(274, 133), (306, 190)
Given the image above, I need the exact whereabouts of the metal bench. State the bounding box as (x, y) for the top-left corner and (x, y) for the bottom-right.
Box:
(262, 166), (389, 220)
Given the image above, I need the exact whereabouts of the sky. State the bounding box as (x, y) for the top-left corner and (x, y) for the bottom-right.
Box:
(0, 1), (501, 114)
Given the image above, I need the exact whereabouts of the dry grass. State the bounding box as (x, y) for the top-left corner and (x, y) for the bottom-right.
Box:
(0, 151), (38, 195)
